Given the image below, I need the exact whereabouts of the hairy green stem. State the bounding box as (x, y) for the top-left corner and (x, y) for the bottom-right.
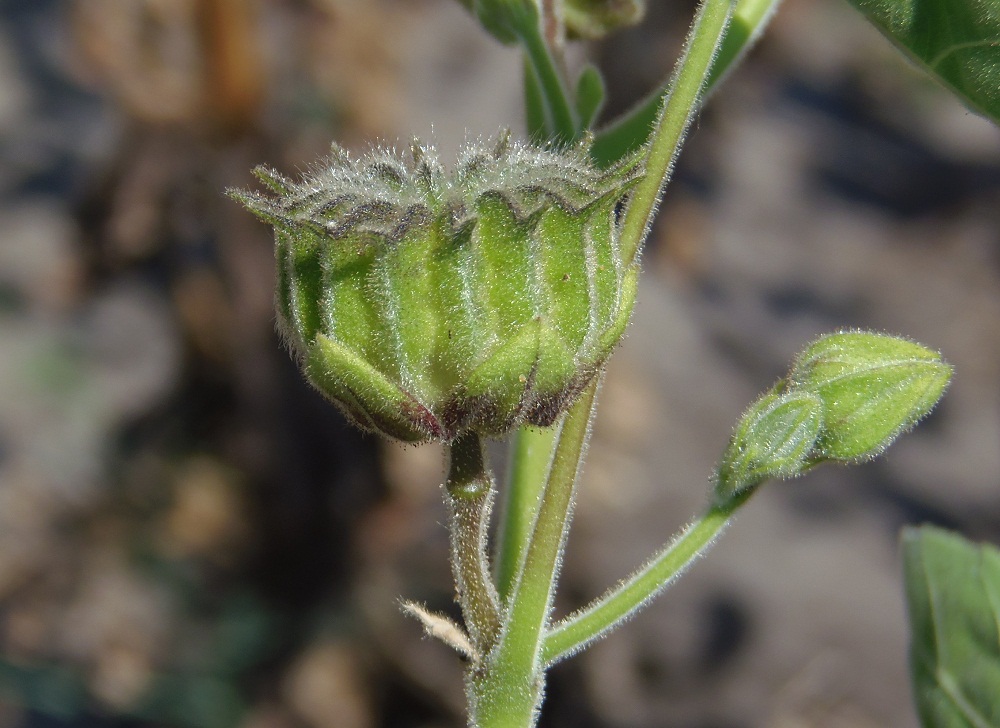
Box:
(541, 493), (751, 665)
(592, 0), (779, 166)
(517, 21), (578, 141)
(464, 2), (741, 726)
(619, 0), (735, 265)
(708, 0), (781, 88)
(472, 378), (599, 728)
(447, 432), (503, 655)
(497, 424), (561, 604)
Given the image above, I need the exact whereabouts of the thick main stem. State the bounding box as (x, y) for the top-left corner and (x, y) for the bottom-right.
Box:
(496, 424), (560, 603)
(446, 433), (502, 655)
(472, 378), (599, 728)
(618, 0), (734, 265)
(592, 0), (780, 165)
(461, 0), (737, 724)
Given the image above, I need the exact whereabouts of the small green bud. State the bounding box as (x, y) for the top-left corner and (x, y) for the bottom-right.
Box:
(231, 133), (641, 443)
(714, 389), (823, 504)
(564, 0), (645, 39)
(789, 331), (952, 461)
(713, 330), (950, 504)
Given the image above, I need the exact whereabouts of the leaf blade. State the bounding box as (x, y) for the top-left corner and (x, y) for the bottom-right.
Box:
(575, 64), (606, 131)
(845, 0), (1000, 125)
(903, 526), (1000, 728)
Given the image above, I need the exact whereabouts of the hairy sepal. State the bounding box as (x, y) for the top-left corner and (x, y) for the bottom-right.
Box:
(231, 132), (642, 442)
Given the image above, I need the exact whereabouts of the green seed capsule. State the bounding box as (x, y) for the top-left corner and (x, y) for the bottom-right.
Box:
(231, 133), (641, 443)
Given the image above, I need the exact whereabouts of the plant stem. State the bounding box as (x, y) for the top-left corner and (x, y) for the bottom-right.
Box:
(619, 0), (735, 265)
(523, 53), (551, 142)
(541, 493), (751, 665)
(592, 0), (780, 166)
(496, 424), (561, 604)
(517, 20), (578, 141)
(464, 3), (744, 726)
(446, 432), (502, 655)
(472, 378), (599, 728)
(707, 0), (782, 89)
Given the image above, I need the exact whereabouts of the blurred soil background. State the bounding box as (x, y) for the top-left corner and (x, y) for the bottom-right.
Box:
(0, 1), (998, 727)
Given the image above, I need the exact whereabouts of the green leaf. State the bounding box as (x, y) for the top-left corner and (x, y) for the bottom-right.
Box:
(714, 389), (823, 504)
(590, 91), (660, 166)
(845, 0), (1000, 125)
(903, 526), (1000, 728)
(575, 64), (606, 131)
(789, 331), (951, 461)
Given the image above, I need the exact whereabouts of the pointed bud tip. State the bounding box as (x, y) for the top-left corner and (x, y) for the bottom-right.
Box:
(791, 331), (951, 462)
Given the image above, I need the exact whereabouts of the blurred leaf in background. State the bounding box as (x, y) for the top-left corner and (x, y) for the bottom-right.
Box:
(903, 526), (1000, 728)
(845, 0), (1000, 125)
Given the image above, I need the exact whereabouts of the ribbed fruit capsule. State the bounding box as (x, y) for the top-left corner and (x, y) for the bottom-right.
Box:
(231, 133), (642, 442)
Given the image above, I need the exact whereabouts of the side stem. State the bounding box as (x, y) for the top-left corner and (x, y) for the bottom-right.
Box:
(446, 432), (503, 655)
(541, 493), (751, 665)
(517, 16), (578, 141)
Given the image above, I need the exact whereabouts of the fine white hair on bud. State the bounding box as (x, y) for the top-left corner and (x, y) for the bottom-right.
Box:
(712, 330), (951, 505)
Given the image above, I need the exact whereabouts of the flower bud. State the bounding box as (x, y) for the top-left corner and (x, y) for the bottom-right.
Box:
(712, 331), (950, 504)
(231, 133), (641, 442)
(788, 331), (951, 461)
(714, 389), (823, 504)
(564, 0), (645, 39)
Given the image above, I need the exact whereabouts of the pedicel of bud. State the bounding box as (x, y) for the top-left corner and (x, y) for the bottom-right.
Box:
(788, 331), (952, 462)
(230, 132), (642, 443)
(564, 0), (646, 39)
(714, 389), (823, 506)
